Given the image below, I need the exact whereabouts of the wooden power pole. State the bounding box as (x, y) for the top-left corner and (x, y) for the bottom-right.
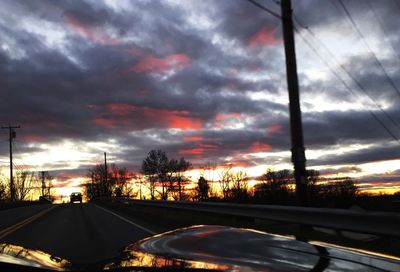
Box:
(1, 125), (20, 202)
(104, 152), (107, 195)
(281, 0), (308, 205)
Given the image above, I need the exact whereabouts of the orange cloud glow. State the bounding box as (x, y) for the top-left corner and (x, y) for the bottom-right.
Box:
(94, 103), (202, 130)
(183, 136), (205, 142)
(249, 142), (272, 153)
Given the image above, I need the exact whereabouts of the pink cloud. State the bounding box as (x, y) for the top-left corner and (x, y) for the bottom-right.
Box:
(249, 142), (272, 153)
(128, 53), (191, 74)
(94, 103), (202, 130)
(64, 13), (119, 45)
(22, 135), (43, 142)
(267, 124), (284, 134)
(178, 144), (217, 159)
(183, 136), (205, 142)
(215, 113), (242, 128)
(249, 26), (279, 49)
(178, 148), (205, 155)
(94, 118), (116, 128)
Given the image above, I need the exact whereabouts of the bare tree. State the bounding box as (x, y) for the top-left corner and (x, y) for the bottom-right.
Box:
(111, 165), (133, 197)
(39, 171), (54, 199)
(168, 157), (191, 201)
(318, 178), (358, 199)
(195, 176), (210, 201)
(86, 163), (114, 199)
(199, 162), (218, 198)
(218, 167), (233, 200)
(254, 169), (293, 203)
(0, 171), (8, 200)
(15, 170), (37, 201)
(229, 170), (249, 202)
(141, 149), (169, 200)
(306, 169), (320, 204)
(0, 181), (7, 200)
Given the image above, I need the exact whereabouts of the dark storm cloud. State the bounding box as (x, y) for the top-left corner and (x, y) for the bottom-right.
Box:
(319, 166), (363, 176)
(217, 0), (281, 45)
(303, 108), (400, 147)
(358, 169), (400, 184)
(309, 144), (400, 166)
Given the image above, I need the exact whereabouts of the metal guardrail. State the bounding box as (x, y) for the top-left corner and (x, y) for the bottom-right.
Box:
(101, 198), (400, 238)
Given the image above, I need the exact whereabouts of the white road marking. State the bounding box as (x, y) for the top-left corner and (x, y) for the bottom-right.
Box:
(94, 204), (157, 235)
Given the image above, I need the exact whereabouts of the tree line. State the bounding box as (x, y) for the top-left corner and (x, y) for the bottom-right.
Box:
(84, 149), (363, 208)
(0, 170), (53, 201)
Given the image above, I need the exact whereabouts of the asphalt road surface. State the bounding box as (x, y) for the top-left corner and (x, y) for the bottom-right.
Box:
(0, 203), (165, 263)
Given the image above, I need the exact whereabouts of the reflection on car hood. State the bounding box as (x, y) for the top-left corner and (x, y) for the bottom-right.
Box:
(0, 225), (399, 271)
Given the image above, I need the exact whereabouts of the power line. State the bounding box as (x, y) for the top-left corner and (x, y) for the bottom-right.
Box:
(337, 0), (400, 100)
(247, 0), (400, 144)
(268, 0), (280, 6)
(246, 0), (281, 19)
(293, 13), (400, 131)
(293, 26), (400, 143)
(365, 0), (400, 62)
(1, 125), (20, 201)
(12, 141), (30, 171)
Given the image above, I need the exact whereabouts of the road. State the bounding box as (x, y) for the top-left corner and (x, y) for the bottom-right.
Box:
(0, 203), (165, 263)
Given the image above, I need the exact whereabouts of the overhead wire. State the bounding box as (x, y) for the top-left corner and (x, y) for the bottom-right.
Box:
(246, 0), (400, 143)
(294, 25), (400, 143)
(268, 0), (280, 6)
(336, 0), (400, 99)
(246, 0), (281, 19)
(12, 141), (31, 171)
(365, 0), (400, 62)
(292, 16), (400, 132)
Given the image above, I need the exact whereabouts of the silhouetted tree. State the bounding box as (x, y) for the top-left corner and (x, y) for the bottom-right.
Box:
(228, 171), (249, 202)
(306, 169), (320, 204)
(39, 171), (54, 199)
(218, 167), (233, 199)
(168, 157), (191, 201)
(110, 165), (132, 197)
(86, 163), (115, 198)
(195, 176), (210, 201)
(141, 149), (169, 200)
(15, 170), (38, 201)
(0, 172), (8, 200)
(320, 178), (358, 199)
(0, 181), (7, 200)
(254, 169), (293, 203)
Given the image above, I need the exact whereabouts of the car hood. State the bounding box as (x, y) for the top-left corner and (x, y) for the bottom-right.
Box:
(0, 225), (399, 271)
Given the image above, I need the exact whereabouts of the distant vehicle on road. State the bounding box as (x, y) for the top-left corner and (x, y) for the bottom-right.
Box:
(70, 192), (82, 203)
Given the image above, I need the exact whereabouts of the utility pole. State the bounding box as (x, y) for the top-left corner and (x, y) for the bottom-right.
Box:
(104, 152), (107, 196)
(41, 171), (46, 197)
(281, 0), (308, 206)
(1, 125), (20, 202)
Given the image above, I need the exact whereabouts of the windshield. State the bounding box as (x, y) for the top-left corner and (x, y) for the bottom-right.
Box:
(0, 0), (399, 271)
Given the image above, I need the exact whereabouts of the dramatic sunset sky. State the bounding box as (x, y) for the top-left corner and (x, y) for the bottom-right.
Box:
(0, 0), (399, 196)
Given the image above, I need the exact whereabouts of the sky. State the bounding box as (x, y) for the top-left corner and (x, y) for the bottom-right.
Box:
(0, 0), (400, 195)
